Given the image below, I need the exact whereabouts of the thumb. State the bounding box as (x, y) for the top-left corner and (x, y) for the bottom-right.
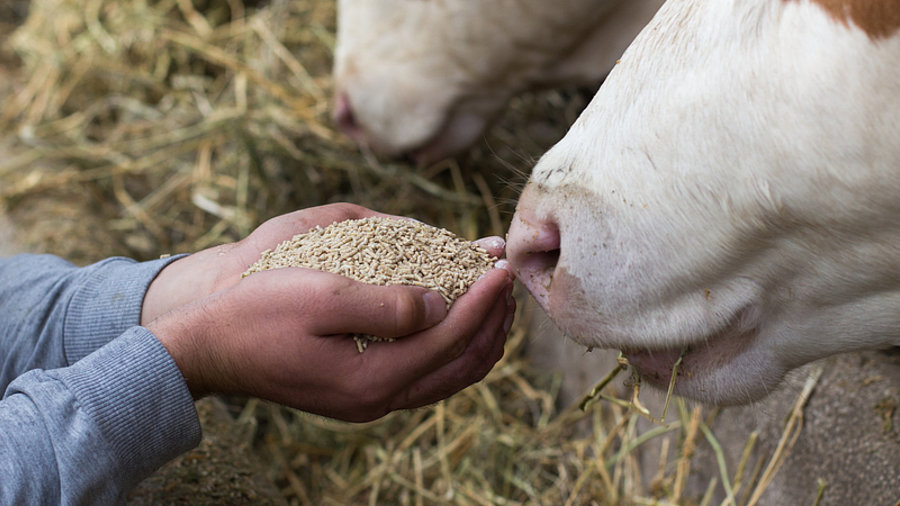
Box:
(302, 277), (449, 339)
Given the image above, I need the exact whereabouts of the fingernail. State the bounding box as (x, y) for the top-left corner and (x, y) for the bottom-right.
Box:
(424, 291), (448, 325)
(475, 236), (505, 252)
(494, 259), (515, 280)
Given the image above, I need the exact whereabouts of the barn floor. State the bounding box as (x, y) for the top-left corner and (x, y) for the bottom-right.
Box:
(3, 1), (886, 505)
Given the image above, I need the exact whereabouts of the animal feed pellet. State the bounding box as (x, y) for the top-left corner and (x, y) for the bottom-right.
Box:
(242, 217), (496, 351)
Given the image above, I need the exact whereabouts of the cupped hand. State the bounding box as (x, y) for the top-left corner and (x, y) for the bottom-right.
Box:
(146, 262), (515, 422)
(142, 203), (388, 324)
(141, 203), (508, 324)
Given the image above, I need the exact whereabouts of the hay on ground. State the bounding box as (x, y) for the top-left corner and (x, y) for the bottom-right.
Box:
(0, 1), (799, 504)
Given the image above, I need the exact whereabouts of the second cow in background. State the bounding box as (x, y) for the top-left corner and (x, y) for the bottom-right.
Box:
(332, 0), (663, 165)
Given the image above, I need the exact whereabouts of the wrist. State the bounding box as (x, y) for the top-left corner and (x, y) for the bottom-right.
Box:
(146, 308), (213, 400)
(141, 243), (245, 325)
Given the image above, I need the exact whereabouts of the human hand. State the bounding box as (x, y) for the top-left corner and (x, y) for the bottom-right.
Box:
(146, 259), (515, 422)
(142, 203), (408, 324)
(142, 202), (515, 421)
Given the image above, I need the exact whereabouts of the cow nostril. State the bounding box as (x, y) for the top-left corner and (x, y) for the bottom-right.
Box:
(520, 248), (561, 282)
(519, 235), (561, 277)
(508, 216), (561, 309)
(333, 93), (361, 137)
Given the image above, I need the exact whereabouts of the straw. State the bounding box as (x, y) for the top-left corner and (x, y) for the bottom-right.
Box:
(0, 1), (799, 503)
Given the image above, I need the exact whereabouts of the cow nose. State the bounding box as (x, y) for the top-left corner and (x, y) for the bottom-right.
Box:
(333, 92), (363, 140)
(507, 208), (561, 311)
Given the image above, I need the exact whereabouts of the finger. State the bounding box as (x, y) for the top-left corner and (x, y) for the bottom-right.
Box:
(473, 236), (506, 258)
(256, 270), (512, 421)
(358, 267), (513, 392)
(295, 270), (449, 338)
(391, 285), (514, 410)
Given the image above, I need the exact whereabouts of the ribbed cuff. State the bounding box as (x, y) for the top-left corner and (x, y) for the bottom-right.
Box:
(64, 255), (187, 364)
(58, 327), (201, 481)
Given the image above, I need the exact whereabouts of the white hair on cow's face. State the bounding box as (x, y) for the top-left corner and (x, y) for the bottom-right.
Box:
(508, 0), (900, 405)
(333, 0), (664, 164)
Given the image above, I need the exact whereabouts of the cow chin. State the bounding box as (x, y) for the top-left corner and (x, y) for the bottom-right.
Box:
(622, 337), (786, 406)
(407, 108), (493, 166)
(544, 268), (786, 406)
(336, 87), (500, 166)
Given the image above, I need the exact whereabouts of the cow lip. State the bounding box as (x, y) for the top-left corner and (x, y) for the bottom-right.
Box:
(619, 346), (689, 386)
(408, 108), (493, 166)
(619, 308), (760, 389)
(407, 127), (461, 167)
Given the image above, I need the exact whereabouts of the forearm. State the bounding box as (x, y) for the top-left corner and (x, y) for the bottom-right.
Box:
(0, 327), (200, 504)
(0, 254), (185, 389)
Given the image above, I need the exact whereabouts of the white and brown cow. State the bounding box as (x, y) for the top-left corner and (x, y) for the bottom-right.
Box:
(507, 2), (898, 502)
(332, 0), (664, 165)
(507, 0), (900, 407)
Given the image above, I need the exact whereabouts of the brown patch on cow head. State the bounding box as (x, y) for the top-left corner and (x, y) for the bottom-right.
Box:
(795, 0), (900, 38)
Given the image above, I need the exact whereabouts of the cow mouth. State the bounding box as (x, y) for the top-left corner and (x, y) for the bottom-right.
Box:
(618, 308), (760, 394)
(350, 123), (461, 167)
(407, 110), (491, 166)
(619, 347), (688, 387)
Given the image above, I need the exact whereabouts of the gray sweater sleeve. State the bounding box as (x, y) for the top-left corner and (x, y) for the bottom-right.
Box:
(0, 254), (202, 504)
(0, 254), (185, 385)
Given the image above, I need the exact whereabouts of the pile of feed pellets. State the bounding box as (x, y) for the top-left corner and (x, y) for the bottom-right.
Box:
(243, 217), (497, 351)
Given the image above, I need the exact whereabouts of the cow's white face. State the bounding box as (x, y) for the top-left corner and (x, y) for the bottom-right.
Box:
(333, 0), (663, 165)
(507, 0), (900, 405)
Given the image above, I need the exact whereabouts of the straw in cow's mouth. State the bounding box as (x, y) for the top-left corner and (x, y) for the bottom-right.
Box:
(579, 348), (688, 424)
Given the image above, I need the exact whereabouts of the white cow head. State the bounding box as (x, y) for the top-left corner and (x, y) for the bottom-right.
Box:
(332, 0), (663, 165)
(507, 0), (900, 405)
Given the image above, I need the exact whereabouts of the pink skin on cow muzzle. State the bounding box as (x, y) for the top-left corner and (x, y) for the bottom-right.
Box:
(508, 197), (776, 404)
(333, 93), (365, 143)
(331, 88), (494, 166)
(506, 203), (561, 315)
(509, 203), (685, 384)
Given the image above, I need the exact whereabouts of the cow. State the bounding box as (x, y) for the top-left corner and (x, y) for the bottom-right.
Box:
(505, 1), (899, 502)
(331, 0), (664, 165)
(506, 0), (900, 407)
